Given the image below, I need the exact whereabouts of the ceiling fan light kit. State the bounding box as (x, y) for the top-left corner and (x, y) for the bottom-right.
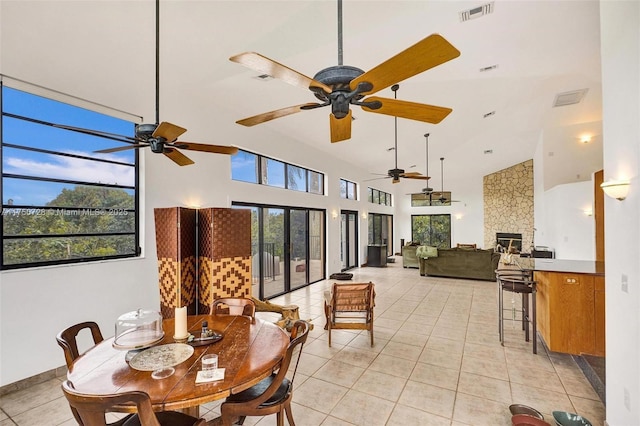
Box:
(230, 0), (460, 143)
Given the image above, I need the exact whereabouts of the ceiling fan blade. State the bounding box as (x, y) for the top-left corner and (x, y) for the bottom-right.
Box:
(174, 142), (238, 155)
(400, 172), (423, 177)
(330, 110), (352, 143)
(392, 178), (401, 184)
(237, 103), (321, 126)
(350, 34), (460, 96)
(163, 148), (194, 166)
(361, 97), (452, 124)
(403, 175), (431, 180)
(95, 144), (149, 154)
(153, 122), (187, 142)
(230, 52), (333, 93)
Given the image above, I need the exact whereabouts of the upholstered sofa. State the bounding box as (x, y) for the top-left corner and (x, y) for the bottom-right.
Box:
(401, 244), (420, 268)
(420, 247), (500, 281)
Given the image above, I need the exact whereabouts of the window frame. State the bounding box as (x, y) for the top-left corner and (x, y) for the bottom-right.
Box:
(231, 149), (324, 195)
(410, 214), (452, 248)
(340, 178), (357, 200)
(1, 81), (140, 270)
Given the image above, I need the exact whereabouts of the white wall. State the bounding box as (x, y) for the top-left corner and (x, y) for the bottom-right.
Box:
(540, 181), (595, 260)
(600, 1), (640, 424)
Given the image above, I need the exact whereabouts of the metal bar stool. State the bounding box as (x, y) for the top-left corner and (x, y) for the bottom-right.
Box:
(496, 269), (537, 354)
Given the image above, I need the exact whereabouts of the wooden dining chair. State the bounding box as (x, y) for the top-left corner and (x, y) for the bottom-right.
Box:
(212, 298), (256, 322)
(56, 321), (105, 369)
(62, 380), (207, 426)
(219, 320), (310, 426)
(323, 282), (375, 347)
(57, 322), (137, 426)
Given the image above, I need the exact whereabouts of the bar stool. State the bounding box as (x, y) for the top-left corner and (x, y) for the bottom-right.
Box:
(496, 268), (537, 354)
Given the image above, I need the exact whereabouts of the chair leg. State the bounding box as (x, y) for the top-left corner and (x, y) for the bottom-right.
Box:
(498, 285), (504, 345)
(284, 400), (296, 426)
(236, 416), (246, 425)
(276, 408), (284, 426)
(532, 286), (537, 354)
(523, 292), (530, 342)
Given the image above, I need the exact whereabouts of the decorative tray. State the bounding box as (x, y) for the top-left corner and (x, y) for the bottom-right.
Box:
(187, 330), (223, 347)
(129, 343), (194, 371)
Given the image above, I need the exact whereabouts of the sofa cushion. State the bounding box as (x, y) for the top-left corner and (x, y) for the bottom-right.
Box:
(416, 245), (438, 258)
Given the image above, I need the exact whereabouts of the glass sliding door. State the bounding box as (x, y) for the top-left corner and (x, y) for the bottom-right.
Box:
(233, 202), (325, 299)
(368, 213), (394, 257)
(289, 209), (307, 290)
(340, 210), (358, 270)
(263, 208), (285, 298)
(308, 210), (325, 283)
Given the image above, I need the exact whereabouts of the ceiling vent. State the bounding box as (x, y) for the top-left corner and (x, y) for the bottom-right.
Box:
(480, 64), (498, 72)
(553, 89), (588, 107)
(483, 110), (496, 118)
(459, 2), (494, 22)
(253, 74), (273, 81)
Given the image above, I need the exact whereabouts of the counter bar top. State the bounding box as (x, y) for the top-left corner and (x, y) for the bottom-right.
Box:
(516, 258), (605, 275)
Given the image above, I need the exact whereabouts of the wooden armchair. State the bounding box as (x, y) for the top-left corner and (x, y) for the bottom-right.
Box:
(323, 282), (375, 347)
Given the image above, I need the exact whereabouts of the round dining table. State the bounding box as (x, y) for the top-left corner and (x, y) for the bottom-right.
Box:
(66, 314), (289, 416)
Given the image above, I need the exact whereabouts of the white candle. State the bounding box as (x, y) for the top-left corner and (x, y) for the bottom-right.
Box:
(174, 306), (188, 339)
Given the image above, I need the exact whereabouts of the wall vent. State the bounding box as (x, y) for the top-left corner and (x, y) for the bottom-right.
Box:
(459, 2), (494, 22)
(553, 89), (588, 107)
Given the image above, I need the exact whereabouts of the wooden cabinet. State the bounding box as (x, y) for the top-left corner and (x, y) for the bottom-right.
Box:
(535, 270), (604, 356)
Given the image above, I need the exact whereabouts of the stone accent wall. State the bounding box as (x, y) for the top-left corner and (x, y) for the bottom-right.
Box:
(483, 159), (534, 251)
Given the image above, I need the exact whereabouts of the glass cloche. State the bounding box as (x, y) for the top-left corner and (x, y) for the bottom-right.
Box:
(113, 308), (164, 350)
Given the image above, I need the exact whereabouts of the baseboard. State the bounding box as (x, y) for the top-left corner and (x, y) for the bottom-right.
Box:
(0, 365), (67, 396)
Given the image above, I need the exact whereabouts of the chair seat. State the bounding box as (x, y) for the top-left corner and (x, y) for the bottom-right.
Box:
(225, 374), (292, 407)
(123, 411), (204, 426)
(501, 282), (534, 293)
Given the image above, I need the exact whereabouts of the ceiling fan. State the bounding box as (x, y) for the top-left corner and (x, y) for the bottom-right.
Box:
(229, 0), (460, 143)
(56, 0), (237, 166)
(434, 157), (461, 204)
(367, 85), (431, 184)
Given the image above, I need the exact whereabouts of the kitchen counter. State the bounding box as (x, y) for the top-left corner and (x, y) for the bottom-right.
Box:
(515, 258), (604, 275)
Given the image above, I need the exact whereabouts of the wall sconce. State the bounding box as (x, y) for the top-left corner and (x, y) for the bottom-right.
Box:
(600, 179), (630, 201)
(361, 211), (368, 219)
(455, 214), (463, 220)
(580, 135), (591, 144)
(331, 210), (338, 220)
(583, 208), (593, 216)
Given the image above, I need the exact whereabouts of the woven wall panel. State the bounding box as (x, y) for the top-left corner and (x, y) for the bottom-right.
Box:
(154, 207), (197, 317)
(199, 256), (252, 313)
(199, 208), (251, 260)
(199, 208), (251, 313)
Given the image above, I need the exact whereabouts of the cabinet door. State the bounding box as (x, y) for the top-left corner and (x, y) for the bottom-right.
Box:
(594, 276), (606, 356)
(552, 273), (595, 355)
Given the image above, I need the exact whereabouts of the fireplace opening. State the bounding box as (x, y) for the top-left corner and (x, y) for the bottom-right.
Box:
(496, 233), (522, 252)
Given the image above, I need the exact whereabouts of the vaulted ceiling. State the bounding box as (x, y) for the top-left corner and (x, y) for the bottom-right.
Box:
(1, 0), (603, 191)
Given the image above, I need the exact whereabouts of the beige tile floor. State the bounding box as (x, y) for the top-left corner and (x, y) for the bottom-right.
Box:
(0, 259), (606, 425)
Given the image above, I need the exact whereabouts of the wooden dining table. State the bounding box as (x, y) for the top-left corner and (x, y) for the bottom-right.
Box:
(66, 314), (289, 416)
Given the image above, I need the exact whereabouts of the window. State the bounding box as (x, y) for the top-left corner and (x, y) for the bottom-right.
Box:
(231, 149), (324, 195)
(1, 83), (139, 269)
(367, 187), (391, 206)
(340, 179), (357, 200)
(411, 192), (453, 207)
(411, 214), (451, 248)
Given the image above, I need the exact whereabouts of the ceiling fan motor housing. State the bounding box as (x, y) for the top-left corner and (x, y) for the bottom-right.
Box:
(135, 123), (158, 139)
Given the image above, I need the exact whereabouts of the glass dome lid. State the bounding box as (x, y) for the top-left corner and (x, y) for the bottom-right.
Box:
(113, 308), (164, 350)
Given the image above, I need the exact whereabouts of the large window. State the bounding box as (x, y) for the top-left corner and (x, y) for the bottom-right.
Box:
(340, 179), (357, 200)
(1, 83), (139, 269)
(411, 192), (453, 207)
(231, 149), (324, 194)
(367, 187), (392, 206)
(411, 214), (451, 248)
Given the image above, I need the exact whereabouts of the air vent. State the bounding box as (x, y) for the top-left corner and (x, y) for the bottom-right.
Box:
(553, 89), (588, 107)
(480, 64), (498, 72)
(459, 2), (494, 22)
(253, 74), (273, 81)
(483, 111), (496, 118)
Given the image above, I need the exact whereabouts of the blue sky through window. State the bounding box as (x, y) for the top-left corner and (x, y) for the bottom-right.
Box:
(2, 86), (136, 206)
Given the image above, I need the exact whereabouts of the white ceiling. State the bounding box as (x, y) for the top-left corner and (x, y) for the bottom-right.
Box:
(1, 0), (603, 190)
